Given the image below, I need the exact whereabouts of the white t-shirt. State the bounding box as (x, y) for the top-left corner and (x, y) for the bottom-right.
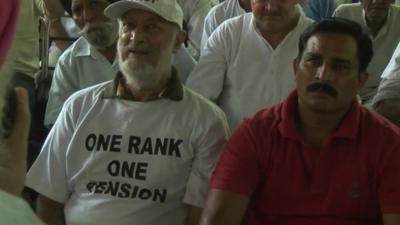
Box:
(186, 12), (313, 129)
(177, 0), (218, 59)
(27, 79), (230, 225)
(200, 0), (246, 52)
(333, 3), (400, 104)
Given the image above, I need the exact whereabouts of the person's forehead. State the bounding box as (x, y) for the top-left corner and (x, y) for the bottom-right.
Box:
(305, 33), (358, 59)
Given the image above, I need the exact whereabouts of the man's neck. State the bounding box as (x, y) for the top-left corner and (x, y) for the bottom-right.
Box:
(258, 13), (299, 49)
(238, 0), (251, 12)
(125, 73), (171, 102)
(98, 44), (117, 64)
(296, 102), (350, 149)
(365, 16), (387, 37)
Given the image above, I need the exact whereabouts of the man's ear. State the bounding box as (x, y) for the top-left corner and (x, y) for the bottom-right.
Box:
(173, 30), (187, 53)
(293, 57), (300, 78)
(358, 71), (369, 89)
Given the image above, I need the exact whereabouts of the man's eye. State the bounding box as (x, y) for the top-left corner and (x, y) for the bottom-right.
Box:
(333, 64), (351, 71)
(146, 24), (160, 30)
(306, 58), (320, 65)
(90, 0), (105, 6)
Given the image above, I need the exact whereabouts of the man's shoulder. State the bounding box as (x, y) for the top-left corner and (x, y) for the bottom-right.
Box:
(389, 4), (400, 18)
(210, 12), (252, 41)
(243, 103), (285, 132)
(218, 12), (252, 31)
(359, 107), (400, 142)
(65, 80), (113, 107)
(182, 86), (226, 117)
(209, 0), (237, 16)
(58, 37), (89, 62)
(334, 3), (362, 15)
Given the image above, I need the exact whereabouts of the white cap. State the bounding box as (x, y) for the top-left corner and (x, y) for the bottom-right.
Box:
(104, 0), (183, 30)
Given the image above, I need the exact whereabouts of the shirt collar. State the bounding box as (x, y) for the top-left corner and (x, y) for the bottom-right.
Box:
(279, 90), (361, 141)
(102, 67), (183, 101)
(75, 37), (92, 57)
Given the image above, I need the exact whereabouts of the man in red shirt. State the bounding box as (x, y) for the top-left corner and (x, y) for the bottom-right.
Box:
(200, 17), (400, 225)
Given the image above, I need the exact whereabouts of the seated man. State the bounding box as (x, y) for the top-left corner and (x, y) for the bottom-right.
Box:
(200, 18), (400, 225)
(44, 0), (120, 127)
(186, 0), (313, 130)
(333, 0), (400, 106)
(26, 1), (230, 225)
(45, 0), (197, 127)
(373, 41), (400, 126)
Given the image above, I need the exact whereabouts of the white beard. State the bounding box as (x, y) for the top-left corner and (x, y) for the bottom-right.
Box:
(79, 19), (119, 49)
(118, 42), (174, 91)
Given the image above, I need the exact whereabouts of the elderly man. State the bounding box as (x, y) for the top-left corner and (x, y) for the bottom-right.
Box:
(200, 17), (400, 225)
(333, 0), (400, 106)
(45, 0), (197, 127)
(44, 0), (120, 127)
(26, 1), (230, 225)
(373, 41), (400, 126)
(186, 0), (313, 130)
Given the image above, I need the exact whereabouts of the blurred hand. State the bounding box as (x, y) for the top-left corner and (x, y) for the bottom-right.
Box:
(0, 87), (31, 196)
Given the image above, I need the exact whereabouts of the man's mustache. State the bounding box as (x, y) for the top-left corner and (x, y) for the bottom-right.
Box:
(78, 21), (109, 36)
(306, 82), (338, 97)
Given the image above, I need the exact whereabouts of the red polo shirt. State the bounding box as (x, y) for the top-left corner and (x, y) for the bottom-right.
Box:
(210, 91), (400, 225)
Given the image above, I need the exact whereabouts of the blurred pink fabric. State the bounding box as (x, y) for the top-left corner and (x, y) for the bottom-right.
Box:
(0, 0), (19, 67)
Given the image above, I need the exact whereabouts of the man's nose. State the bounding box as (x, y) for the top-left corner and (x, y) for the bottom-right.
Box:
(83, 7), (96, 22)
(315, 64), (332, 81)
(129, 27), (146, 42)
(264, 0), (279, 12)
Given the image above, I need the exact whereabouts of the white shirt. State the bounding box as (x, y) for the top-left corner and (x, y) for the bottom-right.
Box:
(200, 0), (246, 52)
(44, 37), (120, 127)
(381, 41), (400, 80)
(177, 0), (218, 60)
(372, 41), (400, 106)
(27, 80), (230, 225)
(333, 3), (400, 104)
(186, 12), (313, 129)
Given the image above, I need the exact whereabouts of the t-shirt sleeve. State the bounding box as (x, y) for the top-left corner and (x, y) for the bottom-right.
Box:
(26, 100), (76, 203)
(183, 108), (230, 207)
(210, 119), (262, 197)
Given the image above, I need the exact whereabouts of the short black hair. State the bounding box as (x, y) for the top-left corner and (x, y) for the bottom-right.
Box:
(298, 17), (373, 72)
